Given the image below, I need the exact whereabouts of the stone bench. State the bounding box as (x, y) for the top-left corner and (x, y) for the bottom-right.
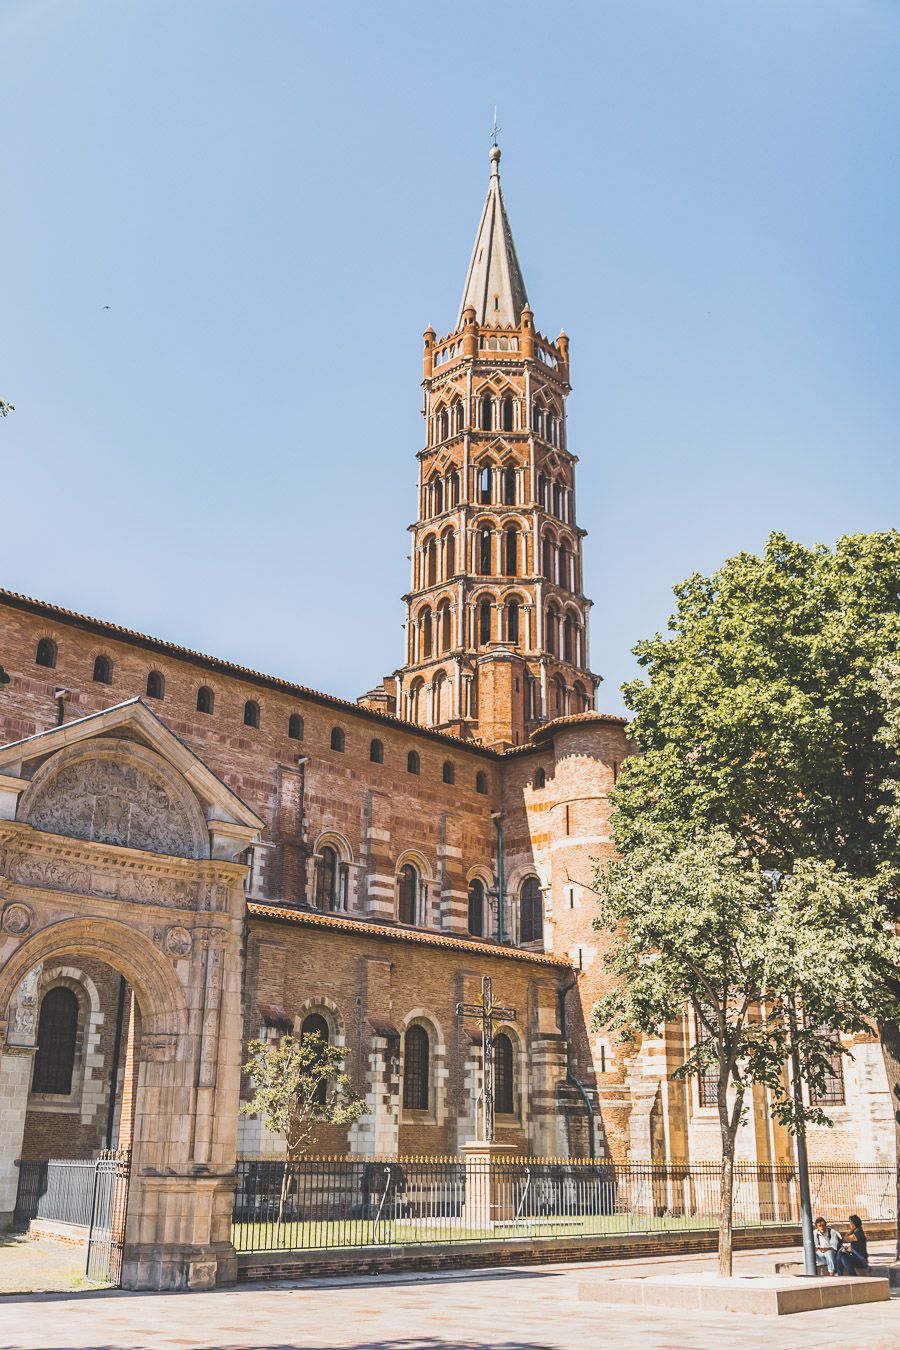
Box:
(774, 1259), (900, 1287)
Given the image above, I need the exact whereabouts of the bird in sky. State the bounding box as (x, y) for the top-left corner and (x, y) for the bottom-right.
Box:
(102, 305), (111, 310)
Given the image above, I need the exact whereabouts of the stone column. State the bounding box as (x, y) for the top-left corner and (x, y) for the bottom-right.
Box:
(461, 1141), (518, 1226)
(0, 966), (41, 1225)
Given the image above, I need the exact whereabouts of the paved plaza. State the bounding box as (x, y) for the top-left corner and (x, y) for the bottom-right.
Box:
(0, 1242), (898, 1350)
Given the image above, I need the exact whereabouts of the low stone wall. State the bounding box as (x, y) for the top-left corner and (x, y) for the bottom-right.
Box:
(28, 1219), (88, 1247)
(237, 1221), (897, 1282)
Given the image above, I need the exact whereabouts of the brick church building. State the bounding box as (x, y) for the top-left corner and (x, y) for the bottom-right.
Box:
(0, 147), (892, 1284)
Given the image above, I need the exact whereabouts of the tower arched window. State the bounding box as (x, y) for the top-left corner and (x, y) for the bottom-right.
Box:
(449, 470), (460, 506)
(504, 528), (518, 576)
(438, 408), (449, 441)
(520, 876), (543, 945)
(442, 760), (455, 785)
(478, 600), (492, 647)
(35, 638), (57, 669)
(475, 770), (488, 795)
(573, 682), (589, 713)
(538, 473), (548, 508)
(197, 686), (214, 715)
(407, 749), (420, 775)
(32, 986), (79, 1095)
(437, 600), (451, 653)
(494, 1033), (514, 1113)
(301, 1013), (330, 1105)
(146, 670), (165, 700)
(553, 675), (566, 716)
(467, 878), (485, 936)
(553, 483), (563, 517)
(559, 545), (572, 591)
(478, 465), (492, 504)
(452, 398), (464, 433)
(444, 530), (456, 578)
(370, 737), (384, 763)
(243, 699), (260, 729)
(433, 478), (444, 515)
(422, 610), (433, 658)
(479, 528), (492, 575)
(507, 599), (520, 645)
(503, 466), (517, 505)
(330, 726), (345, 752)
(479, 394), (492, 430)
(542, 535), (553, 580)
(93, 654), (112, 685)
(433, 669), (451, 724)
(501, 395), (514, 432)
(289, 713), (304, 740)
(425, 537), (437, 587)
(403, 1024), (430, 1110)
(546, 606), (559, 656)
(316, 844), (340, 911)
(398, 862), (419, 924)
(563, 615), (574, 663)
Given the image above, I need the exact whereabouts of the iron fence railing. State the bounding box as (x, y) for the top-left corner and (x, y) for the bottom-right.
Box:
(14, 1158), (97, 1228)
(232, 1156), (898, 1254)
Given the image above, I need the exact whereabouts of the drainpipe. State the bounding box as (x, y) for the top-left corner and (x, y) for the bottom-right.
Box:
(558, 973), (596, 1159)
(490, 811), (505, 943)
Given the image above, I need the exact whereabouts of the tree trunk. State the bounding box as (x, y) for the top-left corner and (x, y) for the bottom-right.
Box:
(275, 1158), (292, 1246)
(876, 1018), (900, 1260)
(718, 1125), (738, 1278)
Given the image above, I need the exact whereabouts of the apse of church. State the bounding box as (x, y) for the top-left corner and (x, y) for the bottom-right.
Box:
(394, 146), (598, 750)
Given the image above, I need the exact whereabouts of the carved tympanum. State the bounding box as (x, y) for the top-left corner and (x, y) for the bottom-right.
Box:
(22, 743), (208, 860)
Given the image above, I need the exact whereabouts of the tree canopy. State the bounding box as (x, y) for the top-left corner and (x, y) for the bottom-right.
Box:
(614, 531), (900, 881)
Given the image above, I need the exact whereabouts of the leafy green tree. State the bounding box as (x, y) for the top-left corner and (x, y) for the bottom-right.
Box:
(240, 1032), (367, 1233)
(595, 830), (900, 1276)
(610, 531), (900, 1235)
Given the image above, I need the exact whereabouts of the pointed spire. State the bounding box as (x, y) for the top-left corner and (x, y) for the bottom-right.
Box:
(456, 145), (528, 329)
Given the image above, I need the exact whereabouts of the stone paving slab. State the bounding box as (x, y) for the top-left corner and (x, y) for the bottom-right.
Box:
(0, 1242), (897, 1349)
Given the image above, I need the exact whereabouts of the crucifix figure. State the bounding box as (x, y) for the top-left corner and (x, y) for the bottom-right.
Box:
(457, 974), (516, 1143)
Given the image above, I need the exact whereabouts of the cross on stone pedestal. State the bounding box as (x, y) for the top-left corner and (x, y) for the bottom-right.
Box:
(457, 974), (516, 1143)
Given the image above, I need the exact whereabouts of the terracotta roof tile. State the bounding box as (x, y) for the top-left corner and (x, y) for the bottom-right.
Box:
(246, 902), (570, 967)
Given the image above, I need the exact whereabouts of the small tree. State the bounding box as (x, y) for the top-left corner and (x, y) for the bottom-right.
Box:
(240, 1032), (367, 1234)
(594, 830), (900, 1277)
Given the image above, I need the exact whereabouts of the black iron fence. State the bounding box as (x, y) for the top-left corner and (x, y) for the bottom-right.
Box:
(14, 1158), (97, 1228)
(232, 1155), (898, 1254)
(14, 1151), (131, 1287)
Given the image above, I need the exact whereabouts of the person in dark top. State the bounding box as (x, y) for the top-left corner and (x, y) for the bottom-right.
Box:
(837, 1215), (870, 1275)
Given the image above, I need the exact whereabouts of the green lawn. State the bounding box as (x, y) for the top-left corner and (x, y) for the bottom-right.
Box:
(232, 1210), (776, 1254)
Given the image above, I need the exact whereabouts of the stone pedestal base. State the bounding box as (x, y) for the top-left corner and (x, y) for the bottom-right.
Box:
(579, 1272), (890, 1316)
(121, 1171), (237, 1290)
(461, 1141), (518, 1228)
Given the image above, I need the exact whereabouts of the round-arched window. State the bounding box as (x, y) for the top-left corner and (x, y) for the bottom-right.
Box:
(494, 1032), (514, 1115)
(398, 863), (419, 925)
(467, 878), (485, 937)
(403, 1024), (430, 1111)
(520, 876), (543, 945)
(32, 987), (79, 1095)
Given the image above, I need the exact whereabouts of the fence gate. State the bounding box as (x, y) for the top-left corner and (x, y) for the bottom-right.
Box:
(85, 1151), (131, 1286)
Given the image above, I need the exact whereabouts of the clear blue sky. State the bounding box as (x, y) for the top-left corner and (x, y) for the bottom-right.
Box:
(2, 1), (898, 714)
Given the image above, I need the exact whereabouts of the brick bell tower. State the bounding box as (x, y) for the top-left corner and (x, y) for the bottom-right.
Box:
(394, 144), (600, 750)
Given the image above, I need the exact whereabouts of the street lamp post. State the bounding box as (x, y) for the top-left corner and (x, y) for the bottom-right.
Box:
(766, 869), (817, 1278)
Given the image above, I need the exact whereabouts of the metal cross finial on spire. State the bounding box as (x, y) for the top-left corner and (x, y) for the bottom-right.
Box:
(490, 107), (501, 148)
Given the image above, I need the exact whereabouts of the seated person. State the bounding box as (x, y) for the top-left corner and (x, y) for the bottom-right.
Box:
(813, 1216), (841, 1274)
(836, 1215), (871, 1275)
